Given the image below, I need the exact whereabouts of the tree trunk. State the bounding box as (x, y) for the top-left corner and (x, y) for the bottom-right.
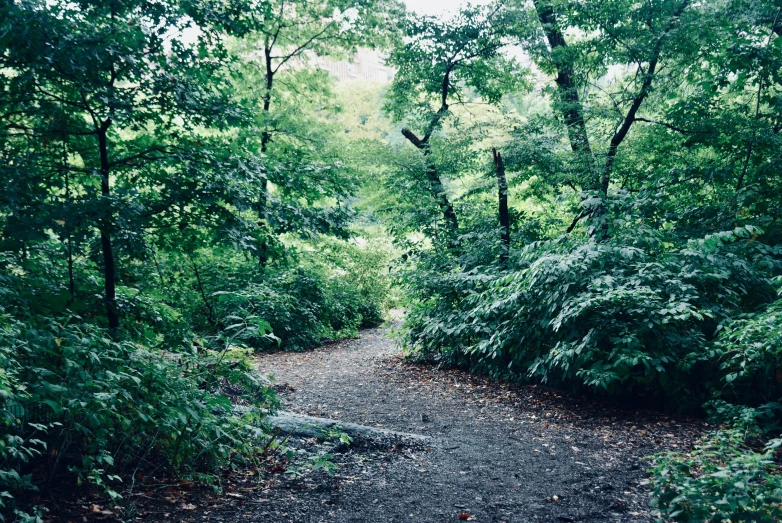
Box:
(401, 128), (459, 236)
(493, 148), (510, 267)
(532, 0), (594, 182)
(425, 160), (459, 234)
(257, 45), (274, 267)
(97, 124), (119, 336)
(62, 148), (76, 305)
(191, 256), (217, 330)
(67, 233), (75, 304)
(399, 64), (459, 242)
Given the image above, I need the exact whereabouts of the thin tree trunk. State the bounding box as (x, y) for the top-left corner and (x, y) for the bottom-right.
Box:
(770, 7), (781, 37)
(532, 0), (594, 181)
(595, 0), (690, 239)
(151, 248), (165, 287)
(67, 233), (75, 304)
(601, 44), (663, 197)
(493, 148), (510, 267)
(97, 123), (119, 336)
(738, 9), (778, 191)
(257, 44), (275, 267)
(401, 128), (459, 236)
(63, 146), (75, 305)
(191, 256), (217, 330)
(425, 160), (459, 234)
(400, 65), (459, 241)
(737, 75), (763, 191)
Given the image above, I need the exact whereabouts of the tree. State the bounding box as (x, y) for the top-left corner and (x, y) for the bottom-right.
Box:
(530, 0), (593, 176)
(493, 147), (510, 266)
(0, 0), (259, 334)
(385, 2), (526, 243)
(523, 0), (695, 235)
(397, 0), (782, 407)
(231, 0), (404, 265)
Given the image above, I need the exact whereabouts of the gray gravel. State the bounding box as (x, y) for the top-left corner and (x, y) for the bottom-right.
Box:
(242, 325), (705, 523)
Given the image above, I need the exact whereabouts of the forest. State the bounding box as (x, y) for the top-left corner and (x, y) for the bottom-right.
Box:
(1, 0), (781, 521)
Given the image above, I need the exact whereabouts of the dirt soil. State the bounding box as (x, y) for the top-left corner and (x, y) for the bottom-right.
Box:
(240, 325), (706, 523)
(51, 325), (707, 522)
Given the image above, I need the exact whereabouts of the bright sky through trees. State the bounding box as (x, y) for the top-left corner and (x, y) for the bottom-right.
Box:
(403, 0), (491, 17)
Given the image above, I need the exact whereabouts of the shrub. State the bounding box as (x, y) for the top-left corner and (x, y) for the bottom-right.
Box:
(701, 285), (782, 407)
(323, 279), (364, 338)
(401, 226), (779, 401)
(212, 268), (362, 351)
(0, 317), (45, 522)
(301, 236), (395, 327)
(358, 301), (384, 328)
(650, 430), (782, 522)
(0, 309), (278, 519)
(179, 238), (394, 352)
(398, 221), (782, 521)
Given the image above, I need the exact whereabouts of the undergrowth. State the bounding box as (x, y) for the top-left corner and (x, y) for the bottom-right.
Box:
(0, 234), (391, 520)
(400, 224), (782, 521)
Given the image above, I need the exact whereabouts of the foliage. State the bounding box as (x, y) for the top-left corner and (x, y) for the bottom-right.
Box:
(380, 1), (782, 518)
(704, 282), (782, 407)
(0, 293), (278, 518)
(385, 3), (526, 123)
(0, 0), (401, 519)
(319, 426), (354, 446)
(170, 237), (393, 353)
(402, 225), (778, 402)
(2, 0), (781, 519)
(650, 430), (782, 522)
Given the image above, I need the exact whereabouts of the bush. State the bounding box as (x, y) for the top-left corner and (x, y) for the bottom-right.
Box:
(212, 268), (364, 351)
(0, 307), (278, 519)
(650, 430), (782, 521)
(176, 237), (394, 353)
(0, 317), (44, 522)
(398, 218), (782, 519)
(301, 236), (395, 328)
(700, 286), (782, 407)
(401, 226), (779, 401)
(358, 301), (384, 328)
(323, 279), (364, 337)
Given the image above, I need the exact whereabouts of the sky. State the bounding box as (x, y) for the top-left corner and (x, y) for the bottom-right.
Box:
(174, 0), (491, 46)
(402, 0), (492, 17)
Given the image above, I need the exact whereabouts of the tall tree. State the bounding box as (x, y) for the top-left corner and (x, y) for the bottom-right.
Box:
(523, 0), (695, 235)
(385, 2), (525, 243)
(493, 147), (510, 266)
(232, 0), (404, 265)
(531, 0), (594, 176)
(0, 0), (259, 334)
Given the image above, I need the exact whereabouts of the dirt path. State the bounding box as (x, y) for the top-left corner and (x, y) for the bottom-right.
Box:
(247, 326), (705, 523)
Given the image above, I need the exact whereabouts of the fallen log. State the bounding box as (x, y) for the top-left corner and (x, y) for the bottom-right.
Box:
(266, 412), (432, 441)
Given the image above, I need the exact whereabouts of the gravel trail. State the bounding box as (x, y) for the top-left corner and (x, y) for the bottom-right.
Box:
(248, 325), (705, 523)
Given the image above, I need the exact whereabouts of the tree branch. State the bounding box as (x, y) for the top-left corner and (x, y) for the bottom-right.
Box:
(600, 0), (691, 196)
(566, 208), (594, 233)
(109, 146), (169, 168)
(635, 117), (709, 135)
(401, 128), (424, 149)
